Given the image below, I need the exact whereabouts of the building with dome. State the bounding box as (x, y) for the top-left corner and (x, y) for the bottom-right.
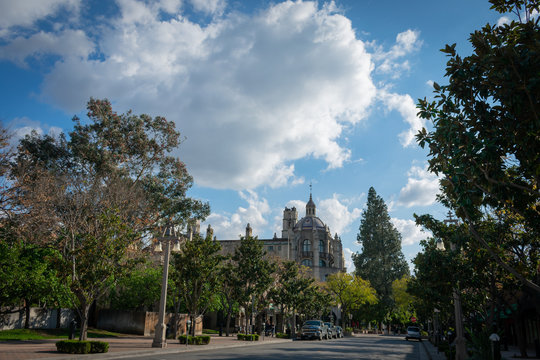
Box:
(218, 193), (346, 281)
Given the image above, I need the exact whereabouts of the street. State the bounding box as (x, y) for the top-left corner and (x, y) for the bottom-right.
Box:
(131, 336), (424, 360)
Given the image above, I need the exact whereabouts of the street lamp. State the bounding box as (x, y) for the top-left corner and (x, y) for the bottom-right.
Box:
(439, 211), (467, 360)
(152, 223), (180, 348)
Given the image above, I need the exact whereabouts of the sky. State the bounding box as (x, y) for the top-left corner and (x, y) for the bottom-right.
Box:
(0, 0), (508, 272)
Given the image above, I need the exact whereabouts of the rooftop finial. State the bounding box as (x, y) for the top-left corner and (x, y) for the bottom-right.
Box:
(309, 181), (312, 198)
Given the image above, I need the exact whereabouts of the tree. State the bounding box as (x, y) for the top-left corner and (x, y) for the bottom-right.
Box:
(416, 0), (540, 293)
(171, 233), (222, 336)
(325, 272), (377, 327)
(231, 236), (275, 334)
(9, 99), (210, 340)
(353, 187), (409, 326)
(216, 260), (240, 336)
(108, 261), (163, 311)
(270, 261), (318, 335)
(390, 276), (416, 329)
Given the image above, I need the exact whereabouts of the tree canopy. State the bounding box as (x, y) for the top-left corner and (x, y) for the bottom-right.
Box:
(353, 187), (409, 322)
(416, 0), (540, 293)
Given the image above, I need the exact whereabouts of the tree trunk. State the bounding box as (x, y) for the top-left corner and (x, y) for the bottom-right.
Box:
(78, 302), (91, 341)
(225, 311), (231, 336)
(56, 307), (61, 329)
(24, 299), (30, 329)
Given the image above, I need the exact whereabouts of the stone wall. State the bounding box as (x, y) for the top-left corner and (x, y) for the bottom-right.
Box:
(0, 308), (75, 330)
(96, 310), (202, 338)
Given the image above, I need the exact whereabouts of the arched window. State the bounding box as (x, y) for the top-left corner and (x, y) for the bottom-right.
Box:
(319, 240), (324, 252)
(302, 239), (311, 252)
(301, 259), (312, 267)
(319, 259), (326, 267)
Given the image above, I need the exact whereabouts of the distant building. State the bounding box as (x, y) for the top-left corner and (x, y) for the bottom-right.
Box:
(217, 193), (346, 281)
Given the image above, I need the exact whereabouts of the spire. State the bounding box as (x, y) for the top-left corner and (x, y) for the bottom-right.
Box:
(306, 183), (316, 216)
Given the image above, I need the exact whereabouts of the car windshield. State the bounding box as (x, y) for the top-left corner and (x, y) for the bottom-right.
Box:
(304, 321), (321, 326)
(408, 327), (420, 332)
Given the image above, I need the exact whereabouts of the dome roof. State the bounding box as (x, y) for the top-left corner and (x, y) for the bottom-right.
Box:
(294, 216), (326, 230)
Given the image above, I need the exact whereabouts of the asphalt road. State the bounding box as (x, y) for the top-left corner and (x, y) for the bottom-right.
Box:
(132, 335), (424, 360)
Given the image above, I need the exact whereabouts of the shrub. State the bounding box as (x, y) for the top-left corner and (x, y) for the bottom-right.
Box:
(55, 340), (109, 354)
(345, 327), (353, 333)
(237, 333), (259, 341)
(276, 333), (290, 339)
(178, 335), (210, 345)
(90, 341), (109, 353)
(203, 329), (219, 334)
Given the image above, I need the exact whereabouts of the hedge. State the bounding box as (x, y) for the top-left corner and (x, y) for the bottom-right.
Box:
(178, 335), (211, 345)
(237, 333), (260, 341)
(276, 333), (290, 339)
(55, 340), (109, 354)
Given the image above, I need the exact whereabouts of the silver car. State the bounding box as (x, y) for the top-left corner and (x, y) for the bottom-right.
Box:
(405, 326), (422, 341)
(324, 322), (337, 339)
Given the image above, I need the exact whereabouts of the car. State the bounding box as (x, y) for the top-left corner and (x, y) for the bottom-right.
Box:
(299, 320), (329, 340)
(335, 326), (344, 338)
(405, 326), (422, 341)
(324, 322), (337, 339)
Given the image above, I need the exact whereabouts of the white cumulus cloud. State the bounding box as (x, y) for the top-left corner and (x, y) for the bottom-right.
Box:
(379, 90), (426, 147)
(203, 190), (271, 240)
(373, 29), (422, 78)
(4, 0), (376, 190)
(397, 163), (440, 207)
(0, 0), (80, 37)
(391, 217), (430, 246)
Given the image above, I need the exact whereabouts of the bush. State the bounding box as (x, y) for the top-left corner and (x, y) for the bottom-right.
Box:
(55, 340), (109, 354)
(90, 341), (109, 353)
(203, 329), (219, 334)
(178, 335), (210, 345)
(275, 333), (290, 339)
(345, 327), (353, 333)
(237, 333), (259, 341)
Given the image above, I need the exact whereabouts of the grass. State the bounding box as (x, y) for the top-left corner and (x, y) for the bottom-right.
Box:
(0, 328), (125, 341)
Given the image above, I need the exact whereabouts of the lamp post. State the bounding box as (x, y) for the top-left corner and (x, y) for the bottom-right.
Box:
(437, 211), (467, 360)
(152, 223), (180, 348)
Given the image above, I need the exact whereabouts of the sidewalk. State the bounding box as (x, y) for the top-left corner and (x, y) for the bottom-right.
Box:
(419, 339), (540, 360)
(420, 340), (446, 360)
(0, 334), (292, 360)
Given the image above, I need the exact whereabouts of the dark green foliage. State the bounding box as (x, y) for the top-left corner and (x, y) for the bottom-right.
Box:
(171, 233), (223, 334)
(416, 0), (540, 293)
(232, 236), (276, 334)
(237, 333), (259, 341)
(353, 187), (409, 321)
(55, 340), (108, 354)
(109, 262), (162, 311)
(275, 332), (290, 339)
(178, 335), (211, 345)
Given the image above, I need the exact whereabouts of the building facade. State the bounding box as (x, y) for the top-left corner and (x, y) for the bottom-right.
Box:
(217, 193), (346, 281)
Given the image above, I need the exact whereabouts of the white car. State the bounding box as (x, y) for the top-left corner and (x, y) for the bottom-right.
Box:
(405, 326), (422, 341)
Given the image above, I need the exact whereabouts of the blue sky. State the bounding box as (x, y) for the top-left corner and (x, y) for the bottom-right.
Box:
(0, 0), (507, 271)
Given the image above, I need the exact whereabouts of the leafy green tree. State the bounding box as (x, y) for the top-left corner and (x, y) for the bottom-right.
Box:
(390, 276), (416, 329)
(9, 99), (209, 340)
(232, 236), (275, 334)
(270, 261), (318, 335)
(109, 261), (162, 311)
(416, 0), (540, 294)
(216, 260), (240, 336)
(325, 272), (377, 327)
(171, 233), (223, 336)
(353, 187), (409, 326)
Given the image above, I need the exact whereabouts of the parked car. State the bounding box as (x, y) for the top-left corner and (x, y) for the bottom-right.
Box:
(324, 322), (337, 339)
(298, 320), (329, 340)
(405, 326), (422, 341)
(335, 326), (344, 338)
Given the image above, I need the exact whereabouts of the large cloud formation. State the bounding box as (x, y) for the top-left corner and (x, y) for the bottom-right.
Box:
(1, 0), (423, 191)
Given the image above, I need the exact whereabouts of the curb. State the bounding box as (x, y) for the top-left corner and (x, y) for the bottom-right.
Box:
(35, 338), (293, 360)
